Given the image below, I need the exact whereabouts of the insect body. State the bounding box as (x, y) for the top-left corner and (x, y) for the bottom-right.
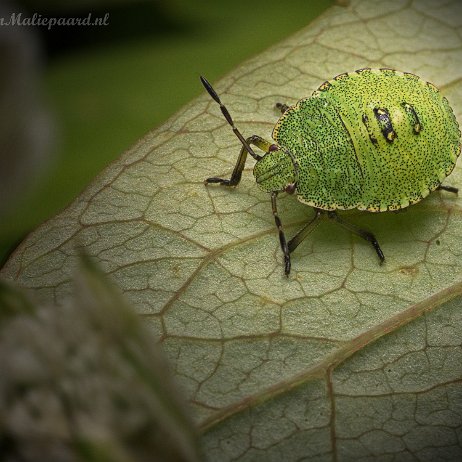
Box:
(201, 68), (461, 275)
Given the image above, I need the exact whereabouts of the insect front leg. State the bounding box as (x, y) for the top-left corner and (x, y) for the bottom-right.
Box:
(200, 76), (275, 187)
(271, 192), (291, 276)
(327, 211), (385, 263)
(205, 135), (273, 187)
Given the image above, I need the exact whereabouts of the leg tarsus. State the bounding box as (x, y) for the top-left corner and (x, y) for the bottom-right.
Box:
(327, 211), (385, 264)
(360, 230), (385, 264)
(204, 177), (239, 187)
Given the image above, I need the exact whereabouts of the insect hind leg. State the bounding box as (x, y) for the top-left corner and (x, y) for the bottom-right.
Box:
(327, 211), (385, 264)
(437, 184), (458, 194)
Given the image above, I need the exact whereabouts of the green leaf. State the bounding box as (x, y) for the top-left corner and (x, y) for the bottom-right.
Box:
(2, 0), (462, 459)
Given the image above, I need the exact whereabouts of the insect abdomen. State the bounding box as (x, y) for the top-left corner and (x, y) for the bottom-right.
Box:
(273, 68), (461, 212)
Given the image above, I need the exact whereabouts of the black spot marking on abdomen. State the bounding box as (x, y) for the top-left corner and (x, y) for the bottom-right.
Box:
(374, 107), (397, 143)
(402, 102), (422, 134)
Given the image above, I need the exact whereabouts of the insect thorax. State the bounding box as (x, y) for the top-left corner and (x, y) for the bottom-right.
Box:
(273, 96), (364, 210)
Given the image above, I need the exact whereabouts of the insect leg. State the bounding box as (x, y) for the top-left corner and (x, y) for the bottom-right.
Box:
(327, 211), (385, 264)
(275, 102), (289, 114)
(271, 192), (291, 276)
(437, 184), (459, 194)
(205, 135), (273, 186)
(287, 208), (323, 253)
(201, 76), (274, 187)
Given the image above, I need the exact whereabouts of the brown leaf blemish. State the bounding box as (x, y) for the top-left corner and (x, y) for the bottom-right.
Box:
(398, 265), (419, 276)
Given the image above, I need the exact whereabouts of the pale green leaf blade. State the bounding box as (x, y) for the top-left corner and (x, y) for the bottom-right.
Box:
(201, 293), (462, 461)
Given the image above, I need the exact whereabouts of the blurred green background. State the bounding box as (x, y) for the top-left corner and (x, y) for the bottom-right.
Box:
(1, 0), (333, 265)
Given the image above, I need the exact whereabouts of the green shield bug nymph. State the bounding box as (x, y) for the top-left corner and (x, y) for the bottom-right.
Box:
(200, 68), (461, 276)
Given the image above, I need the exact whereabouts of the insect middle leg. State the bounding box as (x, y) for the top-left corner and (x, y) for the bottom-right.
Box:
(205, 135), (273, 187)
(288, 209), (323, 254)
(327, 211), (385, 263)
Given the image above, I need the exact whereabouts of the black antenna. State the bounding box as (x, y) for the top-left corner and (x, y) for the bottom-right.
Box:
(200, 76), (261, 161)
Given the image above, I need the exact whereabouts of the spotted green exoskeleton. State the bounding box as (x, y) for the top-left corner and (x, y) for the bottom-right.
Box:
(200, 68), (461, 275)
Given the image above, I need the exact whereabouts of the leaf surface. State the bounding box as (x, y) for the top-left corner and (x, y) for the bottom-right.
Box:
(2, 0), (462, 459)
